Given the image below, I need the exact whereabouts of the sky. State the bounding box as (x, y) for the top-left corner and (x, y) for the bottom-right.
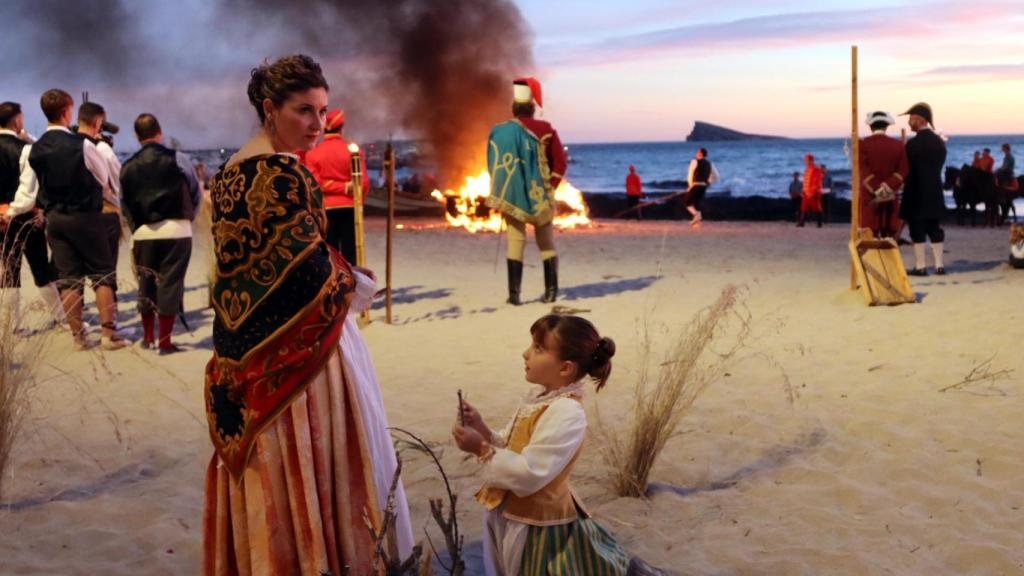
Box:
(515, 0), (1024, 141)
(6, 0), (1024, 147)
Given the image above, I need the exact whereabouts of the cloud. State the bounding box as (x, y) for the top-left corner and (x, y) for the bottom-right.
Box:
(544, 1), (1022, 67)
(917, 63), (1024, 78)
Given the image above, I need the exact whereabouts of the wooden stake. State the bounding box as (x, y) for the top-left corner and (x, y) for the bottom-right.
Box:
(350, 144), (370, 324)
(850, 45), (860, 290)
(385, 143), (396, 325)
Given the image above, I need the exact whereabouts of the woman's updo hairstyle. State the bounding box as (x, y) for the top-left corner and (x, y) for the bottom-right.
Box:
(530, 314), (616, 391)
(247, 54), (329, 124)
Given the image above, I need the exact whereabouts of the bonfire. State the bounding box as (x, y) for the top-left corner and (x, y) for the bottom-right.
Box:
(431, 169), (591, 233)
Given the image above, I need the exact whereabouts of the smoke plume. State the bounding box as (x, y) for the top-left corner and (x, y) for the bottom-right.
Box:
(4, 0), (535, 184)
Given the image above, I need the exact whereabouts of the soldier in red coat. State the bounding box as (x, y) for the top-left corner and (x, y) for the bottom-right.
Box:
(304, 108), (369, 264)
(798, 154), (823, 227)
(858, 111), (908, 239)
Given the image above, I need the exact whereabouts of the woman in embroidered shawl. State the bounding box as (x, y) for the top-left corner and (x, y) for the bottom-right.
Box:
(452, 314), (631, 575)
(202, 54), (412, 575)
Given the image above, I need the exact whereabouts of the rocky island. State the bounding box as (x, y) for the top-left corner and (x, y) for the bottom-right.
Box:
(686, 121), (787, 141)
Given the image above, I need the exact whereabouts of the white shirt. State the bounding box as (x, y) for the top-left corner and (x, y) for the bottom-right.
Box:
(93, 139), (122, 208)
(0, 128), (39, 217)
(482, 382), (588, 498)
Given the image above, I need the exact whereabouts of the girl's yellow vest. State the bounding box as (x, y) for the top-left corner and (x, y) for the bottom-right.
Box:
(475, 397), (588, 526)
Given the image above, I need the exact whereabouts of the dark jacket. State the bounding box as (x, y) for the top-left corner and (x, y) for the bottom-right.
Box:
(900, 128), (947, 221)
(120, 142), (194, 231)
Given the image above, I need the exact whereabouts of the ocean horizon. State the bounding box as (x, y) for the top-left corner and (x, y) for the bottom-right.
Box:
(135, 133), (1022, 201)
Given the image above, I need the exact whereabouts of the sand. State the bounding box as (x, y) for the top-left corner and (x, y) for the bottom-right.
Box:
(2, 218), (1023, 575)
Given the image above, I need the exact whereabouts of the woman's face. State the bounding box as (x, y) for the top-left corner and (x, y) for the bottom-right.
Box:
(264, 87), (328, 151)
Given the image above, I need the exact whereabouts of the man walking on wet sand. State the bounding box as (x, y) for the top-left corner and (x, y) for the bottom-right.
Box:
(685, 147), (718, 228)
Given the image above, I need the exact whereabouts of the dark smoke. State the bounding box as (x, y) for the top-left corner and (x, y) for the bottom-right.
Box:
(223, 0), (534, 184)
(4, 0), (534, 184)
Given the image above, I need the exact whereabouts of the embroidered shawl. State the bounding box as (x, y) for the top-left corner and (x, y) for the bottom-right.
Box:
(205, 153), (354, 479)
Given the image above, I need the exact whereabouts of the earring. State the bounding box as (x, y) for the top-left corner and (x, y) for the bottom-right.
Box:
(266, 117), (277, 137)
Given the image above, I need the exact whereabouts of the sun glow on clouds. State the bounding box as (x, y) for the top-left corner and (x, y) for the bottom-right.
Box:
(519, 0), (1024, 140)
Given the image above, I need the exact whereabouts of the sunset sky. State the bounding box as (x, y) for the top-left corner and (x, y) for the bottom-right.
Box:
(6, 0), (1023, 146)
(517, 0), (1024, 141)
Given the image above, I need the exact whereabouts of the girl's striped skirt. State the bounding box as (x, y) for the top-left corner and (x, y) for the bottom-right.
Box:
(518, 518), (630, 575)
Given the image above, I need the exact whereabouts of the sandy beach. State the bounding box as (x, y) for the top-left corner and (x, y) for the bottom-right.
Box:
(2, 217), (1023, 575)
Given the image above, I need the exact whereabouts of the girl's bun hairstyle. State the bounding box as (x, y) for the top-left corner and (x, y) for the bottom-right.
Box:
(530, 314), (615, 391)
(247, 54), (329, 124)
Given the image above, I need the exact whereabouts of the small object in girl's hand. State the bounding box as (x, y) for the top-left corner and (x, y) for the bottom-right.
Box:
(373, 288), (386, 299)
(457, 389), (466, 426)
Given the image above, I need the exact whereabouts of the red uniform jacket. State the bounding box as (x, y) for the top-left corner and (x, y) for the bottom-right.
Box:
(801, 164), (823, 212)
(626, 172), (642, 196)
(303, 134), (370, 209)
(516, 116), (568, 190)
(859, 133), (909, 235)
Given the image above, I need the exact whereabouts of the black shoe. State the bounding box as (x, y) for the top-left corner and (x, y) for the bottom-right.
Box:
(158, 343), (183, 356)
(907, 268), (929, 277)
(542, 257), (558, 303)
(506, 259), (523, 306)
(935, 267), (947, 275)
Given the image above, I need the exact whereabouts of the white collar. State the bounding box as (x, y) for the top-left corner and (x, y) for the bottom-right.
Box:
(522, 380), (586, 407)
(45, 125), (71, 134)
(872, 129), (887, 136)
(0, 128), (18, 137)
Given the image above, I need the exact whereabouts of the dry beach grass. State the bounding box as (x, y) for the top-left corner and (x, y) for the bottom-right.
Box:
(1, 218), (1023, 574)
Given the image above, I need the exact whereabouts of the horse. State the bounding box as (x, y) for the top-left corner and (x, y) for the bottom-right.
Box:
(952, 164), (1007, 226)
(946, 165), (983, 226)
(994, 174), (1022, 224)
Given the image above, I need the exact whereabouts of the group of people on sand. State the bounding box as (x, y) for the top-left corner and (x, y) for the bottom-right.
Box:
(622, 148), (720, 228)
(1, 53), (640, 574)
(0, 93), (200, 353)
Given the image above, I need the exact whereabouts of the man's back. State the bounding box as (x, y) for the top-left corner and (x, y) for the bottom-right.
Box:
(29, 129), (102, 213)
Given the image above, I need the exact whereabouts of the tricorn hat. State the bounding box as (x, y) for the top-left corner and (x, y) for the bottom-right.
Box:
(513, 77), (543, 109)
(865, 111), (895, 127)
(901, 102), (933, 125)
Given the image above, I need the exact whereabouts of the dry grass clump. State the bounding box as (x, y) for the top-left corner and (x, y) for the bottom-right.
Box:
(597, 285), (751, 498)
(0, 274), (54, 500)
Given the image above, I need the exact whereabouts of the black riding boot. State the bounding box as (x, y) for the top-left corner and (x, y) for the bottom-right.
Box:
(506, 259), (523, 306)
(542, 257), (558, 303)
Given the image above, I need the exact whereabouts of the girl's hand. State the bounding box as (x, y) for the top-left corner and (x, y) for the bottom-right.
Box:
(459, 401), (491, 440)
(451, 424), (485, 456)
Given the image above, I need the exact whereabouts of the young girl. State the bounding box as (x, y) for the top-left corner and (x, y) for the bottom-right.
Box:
(453, 314), (631, 575)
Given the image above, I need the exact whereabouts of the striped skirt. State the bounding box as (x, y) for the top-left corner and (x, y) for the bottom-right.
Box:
(518, 518), (630, 576)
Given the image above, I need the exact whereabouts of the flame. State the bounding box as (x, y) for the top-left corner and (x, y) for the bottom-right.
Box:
(431, 169), (591, 233)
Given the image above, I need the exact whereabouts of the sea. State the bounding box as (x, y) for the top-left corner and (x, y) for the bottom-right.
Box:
(165, 133), (1022, 202)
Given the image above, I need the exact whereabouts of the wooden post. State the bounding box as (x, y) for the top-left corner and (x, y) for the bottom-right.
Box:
(850, 45), (860, 290)
(349, 143), (370, 324)
(385, 143), (396, 325)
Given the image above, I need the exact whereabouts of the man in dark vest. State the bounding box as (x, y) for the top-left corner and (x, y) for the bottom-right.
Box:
(685, 148), (718, 228)
(0, 101), (65, 333)
(28, 89), (129, 350)
(120, 113), (199, 354)
(899, 102), (947, 276)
